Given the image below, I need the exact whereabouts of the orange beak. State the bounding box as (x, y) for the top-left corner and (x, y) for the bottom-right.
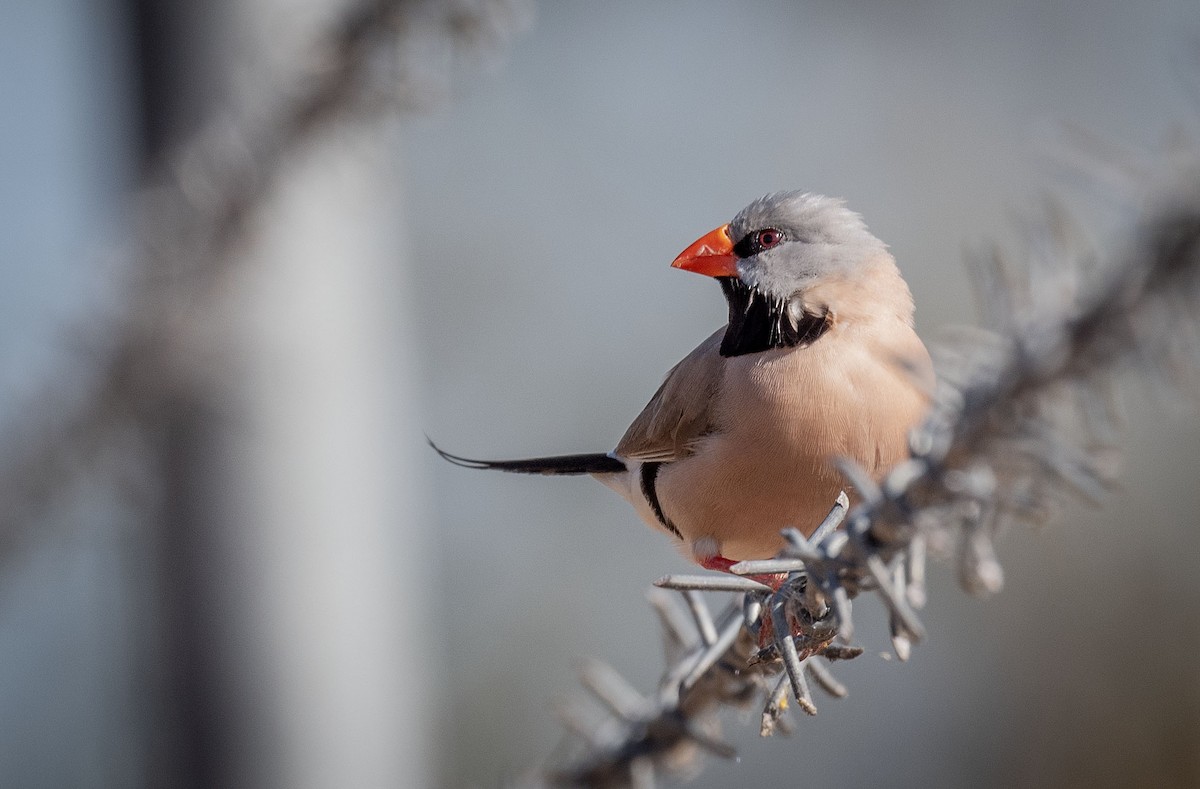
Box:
(671, 223), (737, 278)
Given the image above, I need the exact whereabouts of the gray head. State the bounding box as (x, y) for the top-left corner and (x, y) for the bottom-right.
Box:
(671, 192), (894, 357)
(726, 191), (887, 299)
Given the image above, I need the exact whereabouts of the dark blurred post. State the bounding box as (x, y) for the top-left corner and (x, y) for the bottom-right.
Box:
(128, 3), (232, 784)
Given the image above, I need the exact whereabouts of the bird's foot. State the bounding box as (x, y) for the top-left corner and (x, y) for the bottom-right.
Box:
(752, 612), (838, 657)
(698, 554), (787, 591)
(697, 555), (836, 654)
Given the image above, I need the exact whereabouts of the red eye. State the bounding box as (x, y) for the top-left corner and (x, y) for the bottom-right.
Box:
(756, 228), (783, 249)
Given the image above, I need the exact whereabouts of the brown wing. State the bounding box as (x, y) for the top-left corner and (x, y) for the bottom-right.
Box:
(615, 328), (726, 463)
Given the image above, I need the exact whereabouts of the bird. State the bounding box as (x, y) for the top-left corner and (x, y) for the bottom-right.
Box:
(432, 191), (932, 571)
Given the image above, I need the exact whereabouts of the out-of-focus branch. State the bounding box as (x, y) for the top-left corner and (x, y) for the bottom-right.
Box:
(546, 157), (1200, 787)
(0, 0), (530, 544)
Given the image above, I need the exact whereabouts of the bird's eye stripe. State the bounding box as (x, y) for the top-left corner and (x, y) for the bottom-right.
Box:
(733, 227), (786, 258)
(732, 234), (757, 258)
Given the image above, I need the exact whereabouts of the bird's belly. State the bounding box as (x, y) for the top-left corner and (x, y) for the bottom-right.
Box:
(655, 348), (925, 561)
(655, 438), (849, 560)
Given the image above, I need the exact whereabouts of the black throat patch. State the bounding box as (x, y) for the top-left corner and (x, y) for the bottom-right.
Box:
(717, 277), (831, 358)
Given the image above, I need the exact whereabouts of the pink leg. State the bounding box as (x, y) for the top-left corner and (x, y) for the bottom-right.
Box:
(697, 554), (738, 573)
(698, 554), (786, 591)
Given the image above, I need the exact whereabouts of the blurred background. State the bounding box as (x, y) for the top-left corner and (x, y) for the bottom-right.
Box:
(2, 0), (1199, 787)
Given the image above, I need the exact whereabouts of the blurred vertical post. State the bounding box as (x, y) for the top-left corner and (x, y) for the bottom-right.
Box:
(228, 120), (428, 789)
(132, 1), (429, 787)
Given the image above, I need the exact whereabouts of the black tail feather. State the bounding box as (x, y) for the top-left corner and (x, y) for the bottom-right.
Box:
(427, 438), (626, 475)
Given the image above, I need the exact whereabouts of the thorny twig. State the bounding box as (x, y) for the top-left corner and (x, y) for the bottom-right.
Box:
(0, 0), (530, 545)
(548, 165), (1200, 786)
